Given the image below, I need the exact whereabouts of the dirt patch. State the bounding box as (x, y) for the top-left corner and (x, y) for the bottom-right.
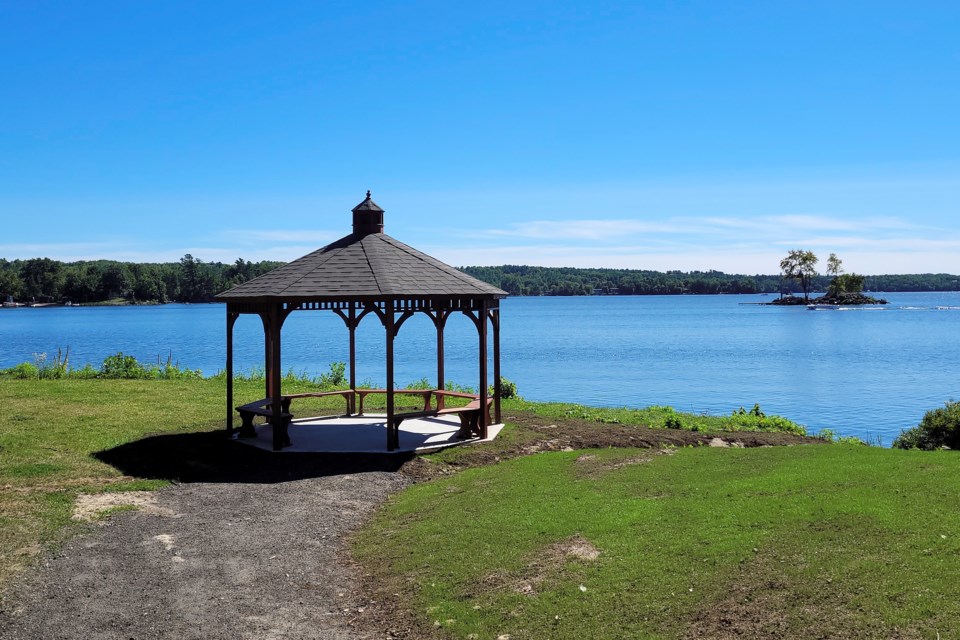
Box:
(398, 410), (818, 481)
(503, 411), (814, 450)
(709, 437), (744, 448)
(478, 534), (602, 598)
(548, 534), (601, 562)
(72, 491), (176, 521)
(573, 451), (656, 478)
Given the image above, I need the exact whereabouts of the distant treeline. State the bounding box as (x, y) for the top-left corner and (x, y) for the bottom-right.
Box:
(1, 258), (958, 304)
(460, 266), (960, 296)
(0, 256), (282, 303)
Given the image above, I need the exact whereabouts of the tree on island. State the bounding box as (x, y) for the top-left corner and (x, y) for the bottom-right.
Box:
(826, 253), (842, 278)
(825, 252), (868, 299)
(780, 249), (818, 301)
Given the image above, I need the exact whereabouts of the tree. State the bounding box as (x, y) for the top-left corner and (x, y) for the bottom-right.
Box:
(19, 258), (63, 301)
(826, 253), (843, 277)
(823, 253), (867, 298)
(826, 253), (844, 297)
(101, 263), (132, 300)
(780, 250), (819, 301)
(62, 263), (101, 303)
(834, 273), (865, 296)
(0, 264), (23, 300)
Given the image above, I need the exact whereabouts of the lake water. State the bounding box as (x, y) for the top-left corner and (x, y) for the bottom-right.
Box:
(2, 293), (959, 445)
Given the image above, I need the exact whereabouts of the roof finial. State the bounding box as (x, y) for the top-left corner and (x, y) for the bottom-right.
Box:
(352, 191), (384, 235)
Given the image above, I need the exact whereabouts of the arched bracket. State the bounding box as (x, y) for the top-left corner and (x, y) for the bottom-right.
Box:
(487, 308), (499, 331)
(425, 308), (451, 331)
(359, 303), (386, 327)
(280, 303), (303, 324)
(393, 310), (416, 335)
(462, 309), (482, 332)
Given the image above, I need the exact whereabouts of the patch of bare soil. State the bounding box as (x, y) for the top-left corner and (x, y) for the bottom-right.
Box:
(572, 451), (658, 478)
(477, 534), (602, 597)
(398, 410), (819, 481)
(514, 535), (600, 596)
(72, 491), (176, 521)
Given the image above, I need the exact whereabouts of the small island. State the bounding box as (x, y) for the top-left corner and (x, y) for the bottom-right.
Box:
(767, 250), (888, 306)
(769, 291), (889, 306)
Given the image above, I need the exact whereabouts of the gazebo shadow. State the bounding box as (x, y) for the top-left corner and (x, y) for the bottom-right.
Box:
(93, 429), (413, 484)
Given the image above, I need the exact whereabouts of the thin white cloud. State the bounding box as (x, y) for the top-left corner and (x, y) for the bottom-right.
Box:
(784, 236), (960, 253)
(766, 215), (864, 232)
(484, 219), (688, 241)
(480, 214), (912, 245)
(766, 215), (931, 232)
(0, 242), (118, 257)
(221, 229), (337, 244)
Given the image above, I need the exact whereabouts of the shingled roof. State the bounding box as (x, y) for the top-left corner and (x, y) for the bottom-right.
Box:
(215, 193), (507, 302)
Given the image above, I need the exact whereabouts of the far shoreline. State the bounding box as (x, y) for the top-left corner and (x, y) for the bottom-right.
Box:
(7, 290), (960, 307)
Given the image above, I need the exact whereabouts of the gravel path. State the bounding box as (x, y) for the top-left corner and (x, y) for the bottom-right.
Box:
(0, 471), (409, 640)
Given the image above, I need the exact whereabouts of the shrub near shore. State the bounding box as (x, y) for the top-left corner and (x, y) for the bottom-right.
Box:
(894, 400), (960, 450)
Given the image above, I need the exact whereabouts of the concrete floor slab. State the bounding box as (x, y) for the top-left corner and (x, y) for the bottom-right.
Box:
(234, 414), (504, 453)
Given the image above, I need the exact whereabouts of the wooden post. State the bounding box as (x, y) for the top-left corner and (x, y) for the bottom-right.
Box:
(435, 310), (447, 409)
(491, 306), (501, 424)
(478, 300), (489, 439)
(260, 312), (271, 400)
(348, 305), (357, 414)
(334, 306), (359, 415)
(385, 301), (397, 450)
(270, 303), (286, 451)
(226, 309), (238, 436)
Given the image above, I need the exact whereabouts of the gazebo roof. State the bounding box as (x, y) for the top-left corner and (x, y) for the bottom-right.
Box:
(215, 193), (507, 302)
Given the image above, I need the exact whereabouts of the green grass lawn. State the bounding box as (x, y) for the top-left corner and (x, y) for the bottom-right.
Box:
(354, 445), (960, 639)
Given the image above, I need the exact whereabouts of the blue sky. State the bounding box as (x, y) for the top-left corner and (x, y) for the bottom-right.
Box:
(2, 1), (958, 274)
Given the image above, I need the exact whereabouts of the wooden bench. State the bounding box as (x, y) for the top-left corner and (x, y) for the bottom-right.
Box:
(355, 388), (433, 415)
(235, 399), (293, 440)
(392, 390), (493, 439)
(437, 397), (493, 439)
(281, 390), (354, 416)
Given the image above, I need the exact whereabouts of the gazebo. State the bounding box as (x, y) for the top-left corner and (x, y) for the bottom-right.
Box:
(214, 192), (508, 451)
